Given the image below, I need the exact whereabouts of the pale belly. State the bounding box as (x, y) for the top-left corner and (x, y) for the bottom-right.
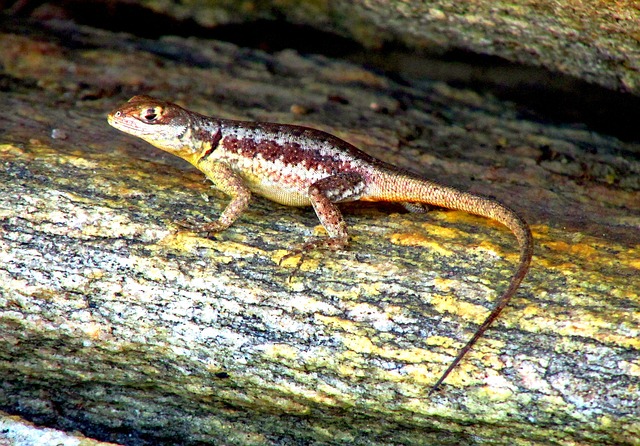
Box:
(238, 169), (314, 207)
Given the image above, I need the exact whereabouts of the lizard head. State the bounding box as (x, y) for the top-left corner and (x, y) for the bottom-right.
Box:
(108, 95), (200, 162)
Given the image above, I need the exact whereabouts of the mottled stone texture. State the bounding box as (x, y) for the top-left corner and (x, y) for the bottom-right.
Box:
(138, 0), (640, 94)
(0, 14), (638, 446)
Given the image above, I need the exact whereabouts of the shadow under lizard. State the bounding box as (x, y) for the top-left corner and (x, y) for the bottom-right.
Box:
(108, 95), (534, 394)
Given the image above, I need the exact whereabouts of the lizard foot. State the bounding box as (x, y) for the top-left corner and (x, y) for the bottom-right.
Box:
(174, 219), (229, 238)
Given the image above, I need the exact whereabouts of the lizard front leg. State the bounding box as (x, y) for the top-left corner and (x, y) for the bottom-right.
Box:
(180, 161), (251, 234)
(281, 172), (366, 264)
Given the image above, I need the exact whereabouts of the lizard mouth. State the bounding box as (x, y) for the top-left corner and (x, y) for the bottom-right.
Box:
(107, 113), (146, 134)
(106, 113), (123, 127)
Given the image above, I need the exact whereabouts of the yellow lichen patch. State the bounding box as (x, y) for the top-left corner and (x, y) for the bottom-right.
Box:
(541, 236), (640, 272)
(389, 232), (454, 256)
(254, 392), (311, 415)
(57, 154), (99, 169)
(310, 224), (328, 237)
(538, 394), (569, 409)
(217, 240), (265, 257)
(424, 335), (459, 349)
(313, 385), (353, 406)
(521, 308), (640, 350)
(475, 239), (502, 255)
(430, 286), (490, 325)
(102, 184), (146, 199)
(543, 240), (599, 259)
(520, 304), (541, 318)
(336, 362), (364, 378)
(427, 337), (503, 383)
(620, 242), (640, 269)
(474, 240), (522, 266)
(534, 256), (576, 270)
(515, 313), (560, 336)
(0, 143), (27, 158)
(160, 231), (263, 261)
(419, 222), (463, 241)
(618, 360), (640, 377)
(314, 314), (478, 389)
(383, 304), (414, 321)
(358, 282), (383, 297)
(318, 316), (424, 359)
(475, 383), (514, 402)
(599, 415), (613, 428)
(272, 249), (295, 266)
(476, 339), (507, 367)
(274, 250), (322, 272)
(159, 230), (219, 251)
(383, 347), (435, 363)
(404, 363), (444, 386)
(264, 343), (300, 362)
(340, 333), (376, 355)
(517, 305), (557, 335)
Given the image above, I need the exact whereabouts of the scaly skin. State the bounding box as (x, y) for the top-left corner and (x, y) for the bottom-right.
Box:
(108, 95), (534, 394)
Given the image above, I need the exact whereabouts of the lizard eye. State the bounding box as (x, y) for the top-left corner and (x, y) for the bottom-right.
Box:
(142, 107), (161, 122)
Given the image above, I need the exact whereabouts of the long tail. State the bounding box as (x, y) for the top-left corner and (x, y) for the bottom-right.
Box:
(370, 172), (534, 393)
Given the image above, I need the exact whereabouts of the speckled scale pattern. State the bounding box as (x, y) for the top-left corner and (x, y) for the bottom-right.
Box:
(200, 121), (377, 207)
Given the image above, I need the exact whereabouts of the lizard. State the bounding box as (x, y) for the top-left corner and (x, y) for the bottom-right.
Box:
(107, 95), (534, 394)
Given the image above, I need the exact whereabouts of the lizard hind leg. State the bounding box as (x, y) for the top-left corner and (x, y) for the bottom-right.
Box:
(279, 172), (366, 273)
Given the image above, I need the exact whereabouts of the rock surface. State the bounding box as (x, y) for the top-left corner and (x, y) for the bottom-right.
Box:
(0, 12), (638, 446)
(0, 410), (118, 446)
(129, 0), (640, 94)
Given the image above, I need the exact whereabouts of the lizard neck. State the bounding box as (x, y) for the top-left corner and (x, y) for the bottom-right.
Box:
(172, 115), (224, 166)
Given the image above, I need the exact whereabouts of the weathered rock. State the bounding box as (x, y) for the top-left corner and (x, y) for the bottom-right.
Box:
(110, 0), (640, 94)
(0, 18), (638, 446)
(0, 410), (119, 446)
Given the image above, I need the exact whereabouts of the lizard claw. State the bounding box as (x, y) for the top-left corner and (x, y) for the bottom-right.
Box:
(278, 237), (348, 280)
(278, 249), (303, 266)
(279, 244), (312, 279)
(281, 252), (307, 281)
(174, 219), (228, 238)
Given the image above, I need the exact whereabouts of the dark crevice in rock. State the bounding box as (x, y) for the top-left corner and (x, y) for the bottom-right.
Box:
(353, 46), (640, 144)
(4, 0), (639, 143)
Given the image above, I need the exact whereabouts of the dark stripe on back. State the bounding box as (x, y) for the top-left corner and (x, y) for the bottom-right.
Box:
(222, 135), (353, 174)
